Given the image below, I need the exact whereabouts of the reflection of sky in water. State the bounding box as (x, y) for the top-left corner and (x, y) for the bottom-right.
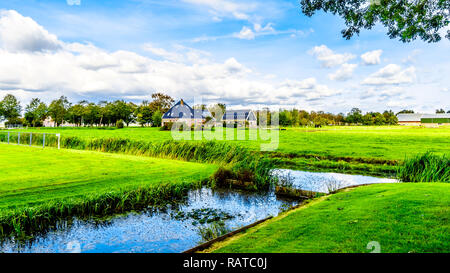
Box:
(275, 169), (398, 193)
(0, 188), (296, 253)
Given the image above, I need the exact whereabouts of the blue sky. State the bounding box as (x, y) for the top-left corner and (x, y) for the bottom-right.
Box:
(0, 0), (449, 113)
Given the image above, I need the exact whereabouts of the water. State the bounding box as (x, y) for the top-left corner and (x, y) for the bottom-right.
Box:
(0, 171), (396, 253)
(276, 169), (398, 193)
(0, 188), (297, 253)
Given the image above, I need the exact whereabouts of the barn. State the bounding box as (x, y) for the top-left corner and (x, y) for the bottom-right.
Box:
(397, 113), (450, 126)
(222, 110), (257, 128)
(161, 99), (213, 127)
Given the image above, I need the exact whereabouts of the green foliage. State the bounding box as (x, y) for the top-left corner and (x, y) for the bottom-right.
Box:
(301, 0), (450, 43)
(0, 94), (21, 123)
(152, 110), (162, 127)
(397, 152), (449, 182)
(116, 119), (125, 128)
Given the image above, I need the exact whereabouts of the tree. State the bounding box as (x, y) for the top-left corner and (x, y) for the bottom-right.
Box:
(346, 108), (363, 124)
(152, 110), (162, 127)
(0, 94), (22, 123)
(25, 98), (48, 127)
(209, 103), (226, 121)
(436, 108), (445, 113)
(148, 93), (174, 113)
(49, 96), (71, 126)
(136, 101), (153, 127)
(301, 0), (450, 43)
(397, 109), (415, 114)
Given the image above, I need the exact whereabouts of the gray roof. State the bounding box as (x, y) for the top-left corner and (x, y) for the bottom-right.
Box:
(222, 110), (256, 121)
(397, 113), (450, 122)
(162, 99), (213, 119)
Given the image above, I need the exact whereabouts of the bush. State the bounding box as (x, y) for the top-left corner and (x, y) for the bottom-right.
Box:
(397, 152), (449, 182)
(116, 119), (124, 129)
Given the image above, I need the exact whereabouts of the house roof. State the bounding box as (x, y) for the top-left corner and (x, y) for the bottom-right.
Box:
(222, 110), (256, 121)
(162, 99), (212, 119)
(397, 113), (450, 122)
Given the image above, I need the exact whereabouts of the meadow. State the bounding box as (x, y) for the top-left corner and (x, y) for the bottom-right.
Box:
(11, 125), (450, 176)
(207, 183), (450, 253)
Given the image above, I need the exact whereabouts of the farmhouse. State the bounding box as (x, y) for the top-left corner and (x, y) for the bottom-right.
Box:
(161, 99), (213, 127)
(397, 113), (450, 126)
(222, 110), (257, 128)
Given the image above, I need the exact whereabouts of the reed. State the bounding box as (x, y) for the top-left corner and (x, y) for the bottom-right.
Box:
(397, 152), (449, 182)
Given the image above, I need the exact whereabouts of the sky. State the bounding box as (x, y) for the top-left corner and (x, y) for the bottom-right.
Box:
(0, 0), (449, 114)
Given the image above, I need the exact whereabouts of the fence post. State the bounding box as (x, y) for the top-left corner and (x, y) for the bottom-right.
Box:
(7, 132), (10, 144)
(43, 133), (46, 148)
(29, 133), (32, 147)
(18, 132), (20, 145)
(57, 134), (61, 150)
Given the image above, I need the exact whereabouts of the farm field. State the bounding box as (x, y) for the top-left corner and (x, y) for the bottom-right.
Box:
(15, 126), (450, 161)
(9, 126), (450, 176)
(207, 183), (450, 253)
(0, 144), (217, 210)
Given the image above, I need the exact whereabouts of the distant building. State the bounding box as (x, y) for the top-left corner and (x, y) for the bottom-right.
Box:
(222, 110), (257, 128)
(43, 117), (76, 127)
(161, 99), (213, 127)
(397, 113), (450, 126)
(0, 121), (5, 128)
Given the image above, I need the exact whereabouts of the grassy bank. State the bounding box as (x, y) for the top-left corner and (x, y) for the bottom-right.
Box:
(206, 183), (450, 253)
(0, 145), (217, 237)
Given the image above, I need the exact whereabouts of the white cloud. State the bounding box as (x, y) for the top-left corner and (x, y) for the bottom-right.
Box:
(328, 63), (358, 81)
(0, 10), (342, 108)
(181, 0), (257, 21)
(361, 50), (382, 65)
(309, 45), (356, 68)
(235, 26), (255, 40)
(362, 64), (416, 86)
(0, 10), (61, 52)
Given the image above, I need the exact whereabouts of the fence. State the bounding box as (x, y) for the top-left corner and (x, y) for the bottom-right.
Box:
(0, 131), (60, 149)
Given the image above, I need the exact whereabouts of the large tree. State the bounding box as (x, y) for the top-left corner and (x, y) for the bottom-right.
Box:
(148, 93), (174, 113)
(301, 0), (450, 43)
(25, 98), (48, 127)
(49, 96), (71, 126)
(0, 94), (22, 123)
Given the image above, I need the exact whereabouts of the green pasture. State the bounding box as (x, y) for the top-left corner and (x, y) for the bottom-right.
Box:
(13, 126), (450, 161)
(0, 144), (217, 210)
(208, 183), (450, 253)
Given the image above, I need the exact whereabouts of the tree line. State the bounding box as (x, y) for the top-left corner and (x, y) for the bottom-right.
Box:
(1, 93), (448, 128)
(0, 93), (174, 127)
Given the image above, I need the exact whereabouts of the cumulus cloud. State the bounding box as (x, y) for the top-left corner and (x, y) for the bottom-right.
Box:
(362, 64), (416, 86)
(328, 63), (358, 81)
(361, 50), (382, 65)
(0, 10), (61, 52)
(309, 45), (356, 68)
(0, 10), (342, 108)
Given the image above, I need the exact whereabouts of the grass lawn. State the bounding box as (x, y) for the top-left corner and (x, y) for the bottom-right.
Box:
(0, 144), (217, 210)
(14, 125), (450, 161)
(207, 183), (450, 253)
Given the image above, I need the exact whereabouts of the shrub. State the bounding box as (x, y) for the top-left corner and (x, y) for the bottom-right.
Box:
(397, 152), (449, 182)
(116, 119), (124, 129)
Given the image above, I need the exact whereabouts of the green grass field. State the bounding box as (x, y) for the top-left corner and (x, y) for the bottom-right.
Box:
(0, 144), (217, 210)
(207, 183), (450, 253)
(15, 126), (450, 161)
(10, 126), (449, 176)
